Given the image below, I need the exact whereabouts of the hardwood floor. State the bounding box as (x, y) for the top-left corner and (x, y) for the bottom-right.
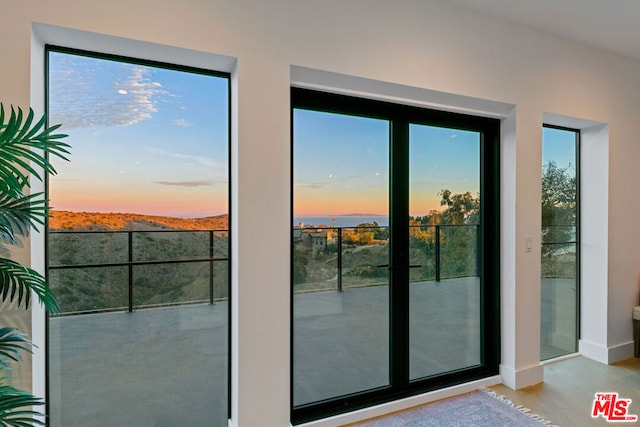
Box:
(491, 355), (640, 426)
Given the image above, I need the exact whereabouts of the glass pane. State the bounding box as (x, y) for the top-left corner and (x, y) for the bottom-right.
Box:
(49, 266), (129, 313)
(132, 231), (212, 263)
(49, 232), (129, 267)
(48, 304), (228, 426)
(408, 225), (436, 282)
(541, 127), (578, 360)
(293, 109), (390, 406)
(409, 124), (481, 380)
(133, 262), (212, 307)
(440, 225), (478, 279)
(47, 51), (230, 426)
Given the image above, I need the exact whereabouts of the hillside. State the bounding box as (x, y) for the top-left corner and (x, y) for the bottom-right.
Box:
(49, 210), (229, 231)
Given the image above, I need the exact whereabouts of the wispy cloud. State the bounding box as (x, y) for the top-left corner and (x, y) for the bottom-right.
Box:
(173, 118), (194, 127)
(148, 147), (225, 170)
(298, 183), (326, 190)
(154, 180), (213, 187)
(49, 54), (169, 129)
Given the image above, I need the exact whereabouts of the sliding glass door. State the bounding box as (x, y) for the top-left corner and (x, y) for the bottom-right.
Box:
(291, 88), (500, 423)
(408, 124), (482, 380)
(292, 109), (391, 406)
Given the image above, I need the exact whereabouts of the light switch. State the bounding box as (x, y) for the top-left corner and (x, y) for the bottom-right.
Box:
(525, 236), (532, 253)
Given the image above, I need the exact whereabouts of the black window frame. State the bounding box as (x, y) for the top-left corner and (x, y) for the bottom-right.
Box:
(541, 123), (580, 359)
(290, 87), (501, 424)
(44, 44), (233, 425)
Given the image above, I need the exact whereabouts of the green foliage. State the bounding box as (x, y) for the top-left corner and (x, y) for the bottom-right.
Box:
(0, 259), (58, 315)
(0, 104), (69, 426)
(293, 247), (309, 285)
(541, 161), (577, 278)
(0, 384), (45, 426)
(407, 189), (480, 280)
(0, 329), (32, 370)
(541, 161), (576, 243)
(437, 189), (480, 225)
(0, 193), (47, 246)
(0, 105), (69, 197)
(439, 226), (478, 278)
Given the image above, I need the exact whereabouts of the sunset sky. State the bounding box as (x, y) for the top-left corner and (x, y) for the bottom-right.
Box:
(293, 113), (576, 218)
(48, 51), (229, 218)
(48, 51), (574, 220)
(293, 109), (480, 217)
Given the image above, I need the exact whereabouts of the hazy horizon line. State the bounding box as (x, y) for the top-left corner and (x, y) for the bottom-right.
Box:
(50, 209), (229, 219)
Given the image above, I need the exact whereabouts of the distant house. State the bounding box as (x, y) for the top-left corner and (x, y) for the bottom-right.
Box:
(309, 231), (327, 255)
(297, 228), (336, 255)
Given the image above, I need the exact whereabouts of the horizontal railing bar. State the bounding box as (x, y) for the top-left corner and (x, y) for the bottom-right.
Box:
(49, 256), (229, 270)
(293, 224), (478, 230)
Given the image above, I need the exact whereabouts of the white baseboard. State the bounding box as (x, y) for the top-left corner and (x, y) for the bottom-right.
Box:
(579, 339), (609, 363)
(606, 341), (635, 363)
(499, 362), (544, 390)
(579, 339), (635, 364)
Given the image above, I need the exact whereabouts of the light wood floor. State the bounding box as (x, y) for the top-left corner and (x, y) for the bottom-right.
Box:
(491, 356), (640, 427)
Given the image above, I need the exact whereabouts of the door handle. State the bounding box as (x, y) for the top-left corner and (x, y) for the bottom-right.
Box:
(376, 264), (422, 270)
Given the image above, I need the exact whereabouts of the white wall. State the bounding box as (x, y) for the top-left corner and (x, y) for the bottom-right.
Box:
(2, 0), (639, 425)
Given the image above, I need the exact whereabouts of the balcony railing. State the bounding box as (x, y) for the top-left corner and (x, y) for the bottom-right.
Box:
(48, 224), (480, 315)
(48, 229), (230, 316)
(293, 224), (480, 293)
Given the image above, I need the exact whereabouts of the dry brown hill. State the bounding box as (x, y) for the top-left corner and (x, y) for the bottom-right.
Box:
(49, 210), (228, 231)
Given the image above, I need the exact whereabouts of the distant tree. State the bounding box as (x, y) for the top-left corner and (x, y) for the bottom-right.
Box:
(541, 160), (577, 259)
(438, 189), (480, 225)
(354, 223), (375, 245)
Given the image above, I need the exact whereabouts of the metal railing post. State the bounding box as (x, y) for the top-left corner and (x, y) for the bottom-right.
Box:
(209, 230), (215, 305)
(337, 227), (343, 292)
(128, 231), (133, 312)
(476, 225), (481, 278)
(435, 225), (441, 282)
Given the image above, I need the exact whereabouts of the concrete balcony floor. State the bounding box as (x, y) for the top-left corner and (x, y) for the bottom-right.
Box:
(48, 277), (575, 426)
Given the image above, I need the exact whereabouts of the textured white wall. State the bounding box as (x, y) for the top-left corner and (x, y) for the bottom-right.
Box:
(1, 0), (639, 425)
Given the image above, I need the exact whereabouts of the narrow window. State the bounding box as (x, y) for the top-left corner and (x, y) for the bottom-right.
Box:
(46, 47), (231, 426)
(541, 125), (579, 360)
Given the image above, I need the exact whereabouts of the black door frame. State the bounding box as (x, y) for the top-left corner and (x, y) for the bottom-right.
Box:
(291, 88), (500, 424)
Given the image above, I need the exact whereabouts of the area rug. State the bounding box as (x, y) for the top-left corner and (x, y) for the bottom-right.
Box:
(351, 389), (557, 426)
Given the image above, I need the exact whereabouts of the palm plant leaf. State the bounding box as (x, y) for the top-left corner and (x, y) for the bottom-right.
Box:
(0, 101), (68, 427)
(0, 329), (32, 369)
(0, 383), (44, 427)
(0, 259), (58, 314)
(0, 192), (47, 246)
(0, 105), (69, 197)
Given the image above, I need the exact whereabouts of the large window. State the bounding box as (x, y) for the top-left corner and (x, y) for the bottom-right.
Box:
(291, 88), (500, 423)
(46, 47), (230, 426)
(540, 125), (579, 360)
